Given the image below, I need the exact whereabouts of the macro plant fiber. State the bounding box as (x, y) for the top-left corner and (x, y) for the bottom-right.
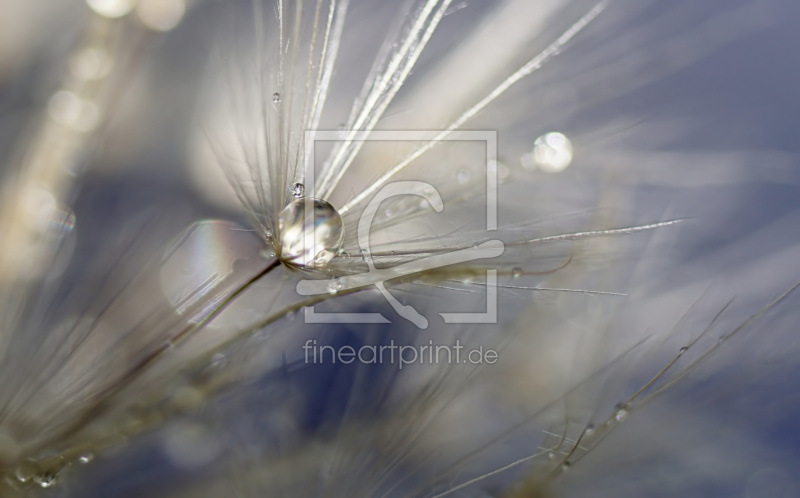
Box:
(0, 0), (799, 497)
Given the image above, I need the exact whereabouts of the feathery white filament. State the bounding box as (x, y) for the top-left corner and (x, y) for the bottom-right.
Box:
(315, 0), (454, 197)
(340, 2), (608, 215)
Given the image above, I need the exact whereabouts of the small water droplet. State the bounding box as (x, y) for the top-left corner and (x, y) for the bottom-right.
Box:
(34, 472), (57, 488)
(14, 462), (36, 483)
(339, 250), (350, 259)
(547, 451), (556, 461)
(585, 424), (595, 436)
(561, 462), (571, 471)
(529, 132), (573, 173)
(512, 267), (523, 279)
(328, 278), (345, 294)
(360, 248), (371, 263)
(614, 405), (628, 422)
(278, 198), (344, 268)
(77, 452), (95, 464)
(272, 92), (281, 104)
(291, 182), (305, 198)
(264, 229), (273, 238)
(679, 347), (688, 354)
(456, 168), (470, 184)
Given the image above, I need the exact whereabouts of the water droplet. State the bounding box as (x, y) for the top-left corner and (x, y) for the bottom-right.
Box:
(34, 472), (57, 488)
(512, 267), (523, 279)
(561, 462), (571, 471)
(339, 250), (350, 259)
(278, 198), (344, 268)
(328, 278), (345, 294)
(77, 452), (95, 464)
(14, 462), (36, 483)
(272, 92), (281, 104)
(360, 248), (371, 263)
(614, 405), (628, 422)
(264, 229), (273, 238)
(679, 347), (688, 354)
(547, 451), (556, 461)
(456, 168), (470, 184)
(530, 132), (573, 173)
(585, 424), (595, 436)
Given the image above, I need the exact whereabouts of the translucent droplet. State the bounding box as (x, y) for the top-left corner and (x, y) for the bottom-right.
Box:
(584, 424), (595, 436)
(561, 462), (571, 471)
(328, 278), (346, 294)
(360, 248), (371, 263)
(547, 451), (556, 461)
(291, 182), (305, 198)
(614, 405), (628, 422)
(530, 132), (573, 173)
(14, 462), (36, 483)
(272, 93), (281, 104)
(278, 198), (344, 268)
(679, 347), (688, 354)
(512, 267), (523, 279)
(77, 452), (95, 464)
(456, 168), (470, 184)
(34, 472), (57, 488)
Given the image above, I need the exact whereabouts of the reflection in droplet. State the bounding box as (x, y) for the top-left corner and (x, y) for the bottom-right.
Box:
(512, 267), (523, 279)
(614, 405), (628, 422)
(278, 198), (344, 268)
(530, 132), (573, 173)
(272, 92), (281, 104)
(291, 182), (305, 198)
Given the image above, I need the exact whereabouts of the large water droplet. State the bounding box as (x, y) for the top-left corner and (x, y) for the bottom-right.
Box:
(530, 132), (573, 173)
(278, 198), (344, 268)
(614, 404), (628, 422)
(291, 182), (305, 198)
